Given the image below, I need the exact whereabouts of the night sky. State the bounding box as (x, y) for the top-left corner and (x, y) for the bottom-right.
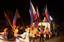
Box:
(0, 0), (64, 27)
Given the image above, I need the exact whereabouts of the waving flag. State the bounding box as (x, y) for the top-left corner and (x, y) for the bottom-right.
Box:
(50, 16), (53, 21)
(29, 9), (33, 25)
(44, 5), (49, 21)
(13, 9), (21, 29)
(12, 10), (17, 29)
(29, 0), (37, 22)
(35, 6), (40, 27)
(44, 5), (53, 22)
(36, 7), (39, 18)
(4, 11), (12, 28)
(13, 14), (16, 29)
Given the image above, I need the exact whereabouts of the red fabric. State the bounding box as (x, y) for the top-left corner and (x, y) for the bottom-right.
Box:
(33, 14), (37, 21)
(45, 7), (49, 22)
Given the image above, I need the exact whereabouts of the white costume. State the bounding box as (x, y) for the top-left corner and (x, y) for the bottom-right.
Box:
(0, 32), (5, 42)
(16, 32), (29, 42)
(42, 22), (50, 32)
(38, 22), (51, 38)
(0, 35), (4, 42)
(42, 22), (51, 38)
(38, 22), (50, 32)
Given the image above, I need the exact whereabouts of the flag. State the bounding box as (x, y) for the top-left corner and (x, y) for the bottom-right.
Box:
(12, 10), (17, 29)
(36, 6), (39, 18)
(4, 11), (12, 28)
(16, 9), (20, 19)
(29, 9), (33, 25)
(12, 9), (21, 29)
(49, 16), (53, 21)
(35, 6), (40, 27)
(44, 5), (53, 22)
(29, 0), (37, 22)
(13, 14), (16, 29)
(44, 5), (49, 22)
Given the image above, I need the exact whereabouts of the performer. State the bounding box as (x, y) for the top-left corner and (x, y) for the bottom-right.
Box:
(3, 28), (8, 40)
(0, 28), (8, 42)
(29, 23), (39, 42)
(14, 26), (20, 42)
(15, 26), (30, 42)
(39, 26), (45, 42)
(7, 26), (14, 41)
(44, 27), (52, 39)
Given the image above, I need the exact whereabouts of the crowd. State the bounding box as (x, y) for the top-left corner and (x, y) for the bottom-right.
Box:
(0, 22), (53, 42)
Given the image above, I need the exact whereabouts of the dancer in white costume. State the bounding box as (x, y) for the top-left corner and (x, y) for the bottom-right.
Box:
(0, 34), (4, 42)
(16, 27), (30, 42)
(0, 28), (8, 42)
(42, 22), (52, 39)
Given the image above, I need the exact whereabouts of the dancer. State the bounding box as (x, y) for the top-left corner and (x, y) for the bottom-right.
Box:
(15, 26), (30, 42)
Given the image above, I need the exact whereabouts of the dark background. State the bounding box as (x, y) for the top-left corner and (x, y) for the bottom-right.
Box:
(0, 0), (64, 28)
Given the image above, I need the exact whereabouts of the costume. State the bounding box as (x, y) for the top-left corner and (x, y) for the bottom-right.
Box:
(16, 32), (29, 42)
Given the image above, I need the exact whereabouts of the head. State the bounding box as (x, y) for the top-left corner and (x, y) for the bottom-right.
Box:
(14, 28), (19, 34)
(26, 25), (29, 28)
(4, 28), (8, 32)
(46, 27), (48, 30)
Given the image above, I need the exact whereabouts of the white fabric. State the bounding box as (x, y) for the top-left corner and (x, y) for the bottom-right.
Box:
(20, 32), (26, 39)
(42, 22), (50, 32)
(50, 16), (53, 21)
(0, 35), (4, 42)
(16, 32), (29, 42)
(16, 38), (20, 42)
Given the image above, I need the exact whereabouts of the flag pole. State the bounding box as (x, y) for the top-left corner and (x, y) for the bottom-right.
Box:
(4, 11), (13, 28)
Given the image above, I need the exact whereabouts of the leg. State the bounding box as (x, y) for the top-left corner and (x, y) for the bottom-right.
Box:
(44, 34), (46, 40)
